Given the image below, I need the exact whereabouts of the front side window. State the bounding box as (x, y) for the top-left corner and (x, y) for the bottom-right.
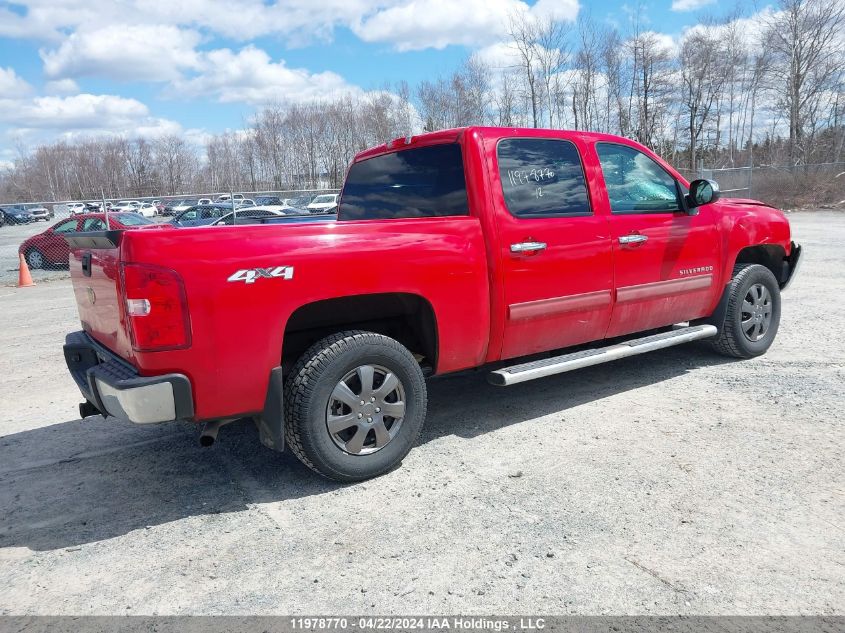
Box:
(596, 143), (681, 213)
(339, 143), (468, 220)
(497, 138), (592, 218)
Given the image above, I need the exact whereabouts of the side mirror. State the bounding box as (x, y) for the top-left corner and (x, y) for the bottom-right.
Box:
(687, 179), (720, 208)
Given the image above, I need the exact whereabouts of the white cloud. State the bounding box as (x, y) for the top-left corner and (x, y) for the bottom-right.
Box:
(0, 93), (183, 142)
(2, 94), (148, 129)
(353, 0), (579, 51)
(671, 0), (716, 12)
(44, 78), (80, 95)
(681, 7), (776, 52)
(40, 24), (202, 82)
(0, 0), (384, 43)
(0, 67), (33, 95)
(171, 45), (360, 104)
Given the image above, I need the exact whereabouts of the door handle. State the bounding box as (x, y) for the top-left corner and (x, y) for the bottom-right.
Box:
(510, 241), (547, 254)
(618, 234), (648, 245)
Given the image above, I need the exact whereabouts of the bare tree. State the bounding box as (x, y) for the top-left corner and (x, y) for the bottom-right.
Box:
(507, 10), (542, 128)
(680, 27), (729, 169)
(764, 0), (845, 164)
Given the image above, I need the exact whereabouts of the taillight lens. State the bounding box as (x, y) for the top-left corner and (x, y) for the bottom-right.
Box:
(121, 263), (191, 351)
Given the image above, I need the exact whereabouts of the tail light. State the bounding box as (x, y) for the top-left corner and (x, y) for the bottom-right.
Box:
(121, 263), (191, 351)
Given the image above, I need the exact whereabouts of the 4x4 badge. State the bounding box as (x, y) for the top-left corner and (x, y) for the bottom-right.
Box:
(227, 266), (294, 284)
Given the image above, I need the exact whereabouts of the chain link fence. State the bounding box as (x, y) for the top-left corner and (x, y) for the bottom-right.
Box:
(677, 162), (845, 207)
(1, 188), (339, 285)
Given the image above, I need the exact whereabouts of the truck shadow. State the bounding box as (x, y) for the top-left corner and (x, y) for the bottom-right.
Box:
(0, 345), (733, 551)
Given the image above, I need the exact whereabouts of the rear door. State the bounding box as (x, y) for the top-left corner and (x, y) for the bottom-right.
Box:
(593, 142), (720, 337)
(488, 135), (613, 359)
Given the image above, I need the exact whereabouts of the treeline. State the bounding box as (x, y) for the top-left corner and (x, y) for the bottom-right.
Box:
(1, 0), (843, 203)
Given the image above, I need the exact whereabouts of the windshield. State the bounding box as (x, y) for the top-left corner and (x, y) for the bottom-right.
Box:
(312, 195), (336, 203)
(116, 213), (153, 226)
(177, 199), (198, 207)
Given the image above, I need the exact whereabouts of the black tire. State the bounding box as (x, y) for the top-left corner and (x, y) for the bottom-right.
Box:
(284, 331), (427, 482)
(708, 264), (781, 359)
(26, 248), (45, 270)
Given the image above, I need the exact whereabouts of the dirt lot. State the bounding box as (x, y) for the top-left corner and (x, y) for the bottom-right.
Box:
(0, 212), (842, 615)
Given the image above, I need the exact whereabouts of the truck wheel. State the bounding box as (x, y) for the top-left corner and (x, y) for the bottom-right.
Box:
(708, 264), (781, 359)
(284, 331), (427, 482)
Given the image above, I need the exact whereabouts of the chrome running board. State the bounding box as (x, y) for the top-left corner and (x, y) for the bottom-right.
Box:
(488, 324), (718, 387)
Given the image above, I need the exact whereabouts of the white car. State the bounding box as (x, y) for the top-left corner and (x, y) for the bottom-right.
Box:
(215, 193), (245, 203)
(112, 200), (141, 212)
(198, 198), (212, 205)
(306, 194), (339, 214)
(67, 202), (87, 216)
(136, 202), (157, 218)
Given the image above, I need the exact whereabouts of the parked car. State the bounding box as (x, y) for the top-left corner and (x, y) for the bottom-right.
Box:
(136, 202), (157, 218)
(19, 212), (153, 269)
(215, 193), (244, 203)
(112, 200), (142, 212)
(306, 193), (339, 214)
(279, 195), (315, 213)
(1, 205), (36, 224)
(210, 207), (287, 225)
(61, 126), (801, 482)
(66, 202), (87, 216)
(169, 199), (199, 214)
(198, 198), (212, 205)
(170, 203), (232, 227)
(1, 205), (35, 224)
(23, 204), (52, 221)
(254, 196), (283, 206)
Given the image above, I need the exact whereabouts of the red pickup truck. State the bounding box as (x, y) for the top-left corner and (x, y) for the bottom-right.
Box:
(63, 127), (801, 481)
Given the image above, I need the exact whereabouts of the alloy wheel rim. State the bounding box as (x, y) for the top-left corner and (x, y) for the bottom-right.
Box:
(28, 251), (43, 269)
(326, 364), (406, 456)
(741, 283), (772, 342)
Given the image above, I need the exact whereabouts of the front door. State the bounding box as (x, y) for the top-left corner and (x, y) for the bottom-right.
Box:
(489, 136), (614, 360)
(593, 142), (720, 338)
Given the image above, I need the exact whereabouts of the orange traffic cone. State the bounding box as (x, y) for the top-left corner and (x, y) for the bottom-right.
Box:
(17, 253), (35, 288)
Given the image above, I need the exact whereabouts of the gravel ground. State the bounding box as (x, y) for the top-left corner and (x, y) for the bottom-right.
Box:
(0, 212), (842, 615)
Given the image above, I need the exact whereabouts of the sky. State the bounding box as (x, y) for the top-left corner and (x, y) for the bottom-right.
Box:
(0, 0), (744, 166)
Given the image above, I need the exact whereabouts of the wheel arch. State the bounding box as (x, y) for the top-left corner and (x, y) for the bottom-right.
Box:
(731, 244), (788, 286)
(281, 292), (439, 374)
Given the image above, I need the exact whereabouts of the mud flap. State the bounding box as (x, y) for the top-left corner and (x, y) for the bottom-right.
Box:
(256, 366), (285, 452)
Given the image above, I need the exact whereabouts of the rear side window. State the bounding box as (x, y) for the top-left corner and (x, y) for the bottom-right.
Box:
(82, 218), (106, 231)
(339, 143), (468, 220)
(54, 220), (78, 233)
(497, 138), (591, 218)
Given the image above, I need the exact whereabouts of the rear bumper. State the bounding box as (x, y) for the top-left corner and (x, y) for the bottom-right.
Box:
(64, 331), (194, 424)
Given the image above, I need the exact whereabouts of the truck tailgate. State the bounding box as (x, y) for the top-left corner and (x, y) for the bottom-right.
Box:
(67, 232), (134, 363)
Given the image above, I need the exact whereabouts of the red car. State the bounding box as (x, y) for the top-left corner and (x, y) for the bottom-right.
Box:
(19, 212), (155, 270)
(62, 127), (801, 481)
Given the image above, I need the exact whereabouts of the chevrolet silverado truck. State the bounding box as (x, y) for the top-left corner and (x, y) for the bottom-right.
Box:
(63, 127), (801, 481)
